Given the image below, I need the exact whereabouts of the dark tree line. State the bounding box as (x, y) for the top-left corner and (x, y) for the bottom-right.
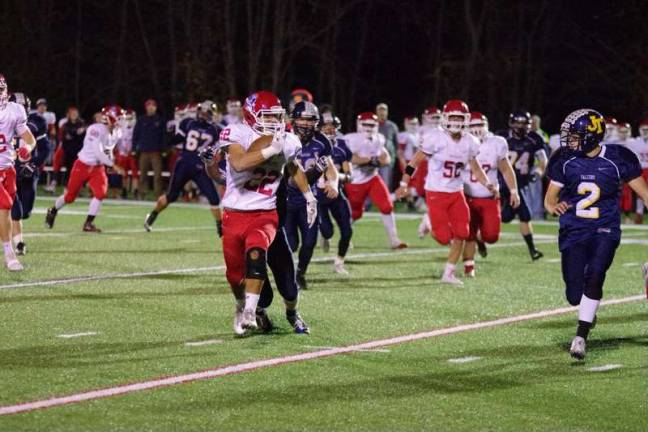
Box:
(2, 0), (648, 132)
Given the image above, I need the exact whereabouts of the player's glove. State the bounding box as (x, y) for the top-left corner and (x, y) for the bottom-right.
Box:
(199, 145), (218, 164)
(17, 145), (32, 162)
(304, 191), (318, 228)
(261, 130), (286, 160)
(368, 156), (381, 167)
(18, 162), (37, 178)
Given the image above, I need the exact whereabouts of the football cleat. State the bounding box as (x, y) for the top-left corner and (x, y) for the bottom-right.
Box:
(320, 236), (330, 253)
(5, 257), (23, 272)
(255, 308), (274, 333)
(287, 312), (310, 334)
(477, 240), (488, 258)
(334, 256), (349, 275)
(45, 207), (57, 229)
(531, 249), (544, 261)
(391, 240), (408, 250)
(417, 217), (430, 239)
(15, 242), (26, 256)
(241, 309), (258, 331)
(82, 222), (102, 233)
(441, 272), (464, 285)
(144, 213), (155, 232)
(296, 271), (308, 290)
(233, 307), (246, 335)
(569, 336), (586, 360)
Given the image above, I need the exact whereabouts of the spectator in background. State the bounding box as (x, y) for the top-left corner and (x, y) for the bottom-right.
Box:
(47, 107), (86, 190)
(133, 99), (165, 197)
(375, 102), (399, 191)
(33, 98), (57, 142)
(531, 114), (549, 144)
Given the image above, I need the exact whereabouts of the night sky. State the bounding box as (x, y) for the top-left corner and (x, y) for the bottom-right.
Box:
(2, 0), (648, 133)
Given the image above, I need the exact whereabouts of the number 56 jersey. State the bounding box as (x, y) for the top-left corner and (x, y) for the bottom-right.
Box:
(219, 123), (301, 211)
(420, 129), (479, 193)
(547, 145), (642, 250)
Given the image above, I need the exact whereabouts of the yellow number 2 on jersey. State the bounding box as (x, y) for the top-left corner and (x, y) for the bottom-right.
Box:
(576, 181), (600, 219)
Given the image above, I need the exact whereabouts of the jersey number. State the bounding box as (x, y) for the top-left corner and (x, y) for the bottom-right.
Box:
(514, 151), (530, 175)
(576, 182), (600, 219)
(443, 161), (464, 178)
(243, 168), (281, 196)
(470, 164), (491, 182)
(0, 134), (6, 153)
(186, 130), (213, 151)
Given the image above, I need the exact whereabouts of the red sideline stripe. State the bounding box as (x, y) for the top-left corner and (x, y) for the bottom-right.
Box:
(0, 294), (643, 416)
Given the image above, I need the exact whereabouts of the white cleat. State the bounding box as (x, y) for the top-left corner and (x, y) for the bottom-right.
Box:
(233, 307), (246, 335)
(418, 215), (431, 239)
(334, 257), (349, 275)
(241, 309), (258, 331)
(321, 236), (330, 253)
(5, 257), (23, 272)
(441, 273), (463, 285)
(570, 336), (586, 360)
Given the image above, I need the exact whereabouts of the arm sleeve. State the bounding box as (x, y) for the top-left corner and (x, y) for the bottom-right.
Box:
(618, 146), (643, 182)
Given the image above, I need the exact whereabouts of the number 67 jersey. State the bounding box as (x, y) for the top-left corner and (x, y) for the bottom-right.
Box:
(547, 145), (642, 251)
(219, 123), (301, 210)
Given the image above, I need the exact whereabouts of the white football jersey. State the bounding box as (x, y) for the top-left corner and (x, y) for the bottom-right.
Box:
(420, 129), (479, 193)
(344, 132), (386, 184)
(548, 134), (561, 155)
(464, 135), (508, 198)
(77, 123), (117, 167)
(628, 137), (648, 169)
(0, 102), (29, 169)
(118, 122), (135, 154)
(397, 131), (417, 161)
(219, 123), (301, 210)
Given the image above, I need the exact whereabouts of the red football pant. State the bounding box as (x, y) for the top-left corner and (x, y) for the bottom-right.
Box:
(52, 145), (64, 172)
(412, 159), (428, 197)
(222, 209), (278, 288)
(117, 154), (139, 179)
(467, 197), (501, 243)
(344, 176), (394, 220)
(0, 167), (17, 210)
(620, 183), (633, 212)
(426, 190), (470, 245)
(64, 160), (108, 203)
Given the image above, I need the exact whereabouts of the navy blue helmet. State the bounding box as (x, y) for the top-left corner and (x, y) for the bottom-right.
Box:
(291, 101), (319, 142)
(509, 110), (531, 137)
(559, 109), (605, 155)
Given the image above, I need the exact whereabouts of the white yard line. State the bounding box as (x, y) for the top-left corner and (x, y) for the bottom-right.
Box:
(0, 293), (642, 416)
(56, 332), (99, 339)
(447, 356), (482, 364)
(587, 364), (623, 372)
(184, 339), (223, 347)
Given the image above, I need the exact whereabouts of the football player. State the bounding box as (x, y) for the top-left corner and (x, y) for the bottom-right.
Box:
(397, 116), (420, 210)
(317, 109), (354, 274)
(462, 112), (519, 277)
(344, 112), (407, 249)
(415, 107), (442, 238)
(218, 90), (316, 335)
(284, 101), (338, 289)
(144, 100), (222, 233)
(498, 110), (548, 261)
(601, 116), (619, 145)
(9, 92), (50, 255)
(397, 100), (495, 285)
(0, 75), (36, 271)
(220, 98), (243, 128)
(545, 109), (648, 360)
(116, 108), (139, 198)
(45, 105), (125, 233)
(628, 119), (648, 223)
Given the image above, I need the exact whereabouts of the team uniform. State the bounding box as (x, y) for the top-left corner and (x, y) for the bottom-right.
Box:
(116, 119), (138, 181)
(0, 102), (29, 210)
(420, 129), (479, 245)
(627, 137), (648, 220)
(464, 134), (508, 243)
(285, 131), (332, 277)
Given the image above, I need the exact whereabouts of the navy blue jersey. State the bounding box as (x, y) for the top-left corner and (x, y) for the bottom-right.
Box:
(498, 130), (545, 186)
(287, 132), (332, 206)
(331, 137), (352, 170)
(176, 118), (220, 163)
(15, 113), (50, 167)
(547, 145), (642, 250)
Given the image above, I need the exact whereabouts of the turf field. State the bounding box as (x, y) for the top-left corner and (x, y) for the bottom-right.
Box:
(0, 196), (647, 431)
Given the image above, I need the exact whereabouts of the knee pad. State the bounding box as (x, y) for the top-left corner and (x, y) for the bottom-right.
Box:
(583, 273), (604, 300)
(245, 247), (268, 280)
(501, 204), (515, 223)
(565, 282), (583, 306)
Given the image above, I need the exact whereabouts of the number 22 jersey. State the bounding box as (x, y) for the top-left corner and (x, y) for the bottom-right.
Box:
(547, 145), (642, 250)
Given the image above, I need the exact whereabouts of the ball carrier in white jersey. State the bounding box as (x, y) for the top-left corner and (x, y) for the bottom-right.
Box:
(462, 112), (519, 277)
(397, 100), (496, 285)
(218, 91), (316, 335)
(0, 74), (36, 271)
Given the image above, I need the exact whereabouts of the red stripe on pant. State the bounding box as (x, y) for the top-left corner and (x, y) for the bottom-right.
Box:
(425, 190), (470, 245)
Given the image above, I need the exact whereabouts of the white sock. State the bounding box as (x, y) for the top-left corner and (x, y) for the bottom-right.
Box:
(444, 262), (456, 276)
(578, 295), (600, 323)
(636, 198), (645, 214)
(380, 213), (398, 243)
(3, 242), (14, 259)
(244, 293), (260, 313)
(12, 234), (22, 247)
(88, 198), (102, 216)
(54, 195), (66, 210)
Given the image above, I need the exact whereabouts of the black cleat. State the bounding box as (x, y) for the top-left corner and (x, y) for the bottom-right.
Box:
(15, 242), (26, 256)
(144, 212), (157, 232)
(255, 308), (274, 333)
(287, 312), (310, 334)
(477, 240), (488, 258)
(296, 271), (308, 290)
(82, 222), (102, 233)
(531, 249), (544, 261)
(45, 207), (58, 229)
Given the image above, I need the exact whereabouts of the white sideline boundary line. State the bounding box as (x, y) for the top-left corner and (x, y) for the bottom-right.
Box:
(0, 293), (643, 416)
(0, 240), (554, 291)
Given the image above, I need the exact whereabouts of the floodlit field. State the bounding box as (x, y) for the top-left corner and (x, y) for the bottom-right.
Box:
(0, 196), (647, 431)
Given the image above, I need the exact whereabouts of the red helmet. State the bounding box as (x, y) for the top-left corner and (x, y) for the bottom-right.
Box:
(101, 105), (124, 127)
(403, 116), (420, 134)
(0, 74), (8, 110)
(422, 106), (441, 127)
(639, 118), (648, 138)
(356, 112), (379, 138)
(243, 91), (285, 135)
(441, 99), (470, 134)
(617, 121), (631, 140)
(469, 112), (489, 139)
(123, 108), (136, 124)
(604, 116), (618, 126)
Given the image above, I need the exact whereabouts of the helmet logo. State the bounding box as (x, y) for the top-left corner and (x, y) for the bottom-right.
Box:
(587, 115), (603, 134)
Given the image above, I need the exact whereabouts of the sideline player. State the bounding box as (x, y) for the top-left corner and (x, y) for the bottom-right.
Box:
(545, 109), (648, 360)
(628, 119), (648, 223)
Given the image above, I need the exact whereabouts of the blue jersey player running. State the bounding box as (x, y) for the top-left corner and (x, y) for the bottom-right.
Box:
(144, 100), (222, 234)
(318, 109), (354, 275)
(285, 101), (338, 289)
(545, 109), (648, 360)
(9, 93), (50, 255)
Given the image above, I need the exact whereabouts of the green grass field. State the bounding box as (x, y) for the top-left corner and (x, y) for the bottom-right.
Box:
(0, 196), (647, 431)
